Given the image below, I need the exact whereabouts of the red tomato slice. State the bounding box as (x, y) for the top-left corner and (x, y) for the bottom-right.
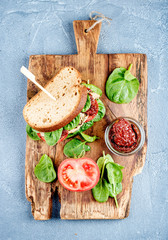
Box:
(58, 158), (100, 192)
(37, 133), (45, 141)
(57, 130), (68, 143)
(85, 94), (99, 122)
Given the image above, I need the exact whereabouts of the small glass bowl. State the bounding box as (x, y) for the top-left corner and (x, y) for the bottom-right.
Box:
(104, 117), (145, 156)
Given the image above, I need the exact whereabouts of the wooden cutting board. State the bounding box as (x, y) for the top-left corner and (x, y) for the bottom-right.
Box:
(25, 20), (148, 220)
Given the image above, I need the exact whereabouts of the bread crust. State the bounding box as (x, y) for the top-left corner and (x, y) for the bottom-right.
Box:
(23, 67), (87, 132)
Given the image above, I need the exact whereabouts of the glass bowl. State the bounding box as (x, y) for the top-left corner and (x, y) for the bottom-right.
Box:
(104, 117), (145, 156)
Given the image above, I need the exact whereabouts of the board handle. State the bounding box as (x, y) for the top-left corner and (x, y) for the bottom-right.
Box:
(73, 20), (101, 55)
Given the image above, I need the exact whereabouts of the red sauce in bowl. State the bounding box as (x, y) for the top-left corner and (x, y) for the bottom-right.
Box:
(109, 118), (141, 153)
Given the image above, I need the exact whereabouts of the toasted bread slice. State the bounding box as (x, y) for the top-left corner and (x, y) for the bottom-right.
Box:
(23, 67), (87, 132)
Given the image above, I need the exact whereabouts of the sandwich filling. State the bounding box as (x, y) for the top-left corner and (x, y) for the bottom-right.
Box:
(68, 113), (88, 134)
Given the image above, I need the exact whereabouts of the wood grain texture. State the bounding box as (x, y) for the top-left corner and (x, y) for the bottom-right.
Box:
(25, 20), (148, 220)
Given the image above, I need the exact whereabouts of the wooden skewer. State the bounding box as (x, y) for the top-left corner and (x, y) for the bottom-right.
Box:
(20, 66), (56, 101)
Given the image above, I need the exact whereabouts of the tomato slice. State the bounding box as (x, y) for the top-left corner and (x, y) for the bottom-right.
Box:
(37, 133), (45, 141)
(57, 130), (68, 143)
(58, 158), (100, 192)
(85, 94), (99, 122)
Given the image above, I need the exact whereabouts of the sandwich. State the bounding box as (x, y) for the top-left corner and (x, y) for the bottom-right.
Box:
(23, 67), (106, 146)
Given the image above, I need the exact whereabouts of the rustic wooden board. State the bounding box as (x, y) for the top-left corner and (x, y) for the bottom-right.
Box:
(25, 20), (148, 220)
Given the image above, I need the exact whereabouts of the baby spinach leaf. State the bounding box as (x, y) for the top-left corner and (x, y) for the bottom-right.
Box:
(106, 64), (139, 104)
(82, 83), (102, 96)
(80, 120), (94, 132)
(97, 157), (106, 173)
(80, 132), (99, 142)
(124, 67), (136, 81)
(106, 163), (123, 184)
(26, 125), (41, 140)
(66, 120), (94, 139)
(108, 182), (122, 208)
(92, 179), (109, 203)
(92, 151), (124, 207)
(104, 155), (114, 165)
(108, 182), (122, 198)
(66, 130), (80, 139)
(34, 154), (56, 183)
(97, 152), (114, 173)
(112, 162), (124, 170)
(63, 138), (91, 158)
(32, 129), (39, 133)
(82, 94), (91, 112)
(92, 99), (106, 122)
(64, 114), (80, 131)
(44, 128), (63, 146)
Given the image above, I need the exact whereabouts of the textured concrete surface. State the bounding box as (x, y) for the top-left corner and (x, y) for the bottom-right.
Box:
(0, 0), (168, 239)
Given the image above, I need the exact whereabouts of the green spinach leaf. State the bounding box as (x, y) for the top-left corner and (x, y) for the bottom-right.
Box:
(82, 94), (91, 112)
(64, 114), (80, 131)
(108, 182), (122, 208)
(92, 151), (124, 208)
(66, 130), (80, 139)
(92, 179), (109, 203)
(80, 120), (94, 132)
(63, 138), (91, 158)
(66, 120), (94, 139)
(82, 83), (102, 96)
(80, 132), (99, 142)
(97, 153), (114, 173)
(108, 182), (122, 198)
(44, 128), (63, 146)
(92, 99), (106, 122)
(112, 162), (124, 170)
(106, 64), (139, 104)
(34, 154), (56, 183)
(26, 125), (41, 140)
(106, 163), (123, 184)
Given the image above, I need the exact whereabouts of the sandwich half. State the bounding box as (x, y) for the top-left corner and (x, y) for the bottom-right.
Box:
(24, 66), (106, 146)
